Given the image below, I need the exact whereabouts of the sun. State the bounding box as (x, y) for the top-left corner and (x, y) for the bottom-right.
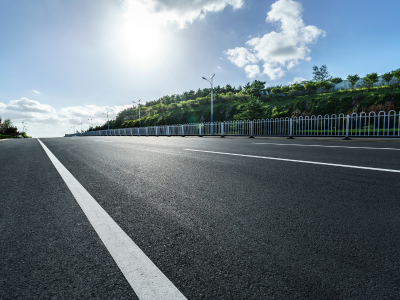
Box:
(121, 0), (165, 61)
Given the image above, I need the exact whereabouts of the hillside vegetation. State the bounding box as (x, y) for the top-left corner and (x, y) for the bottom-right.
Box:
(90, 66), (400, 131)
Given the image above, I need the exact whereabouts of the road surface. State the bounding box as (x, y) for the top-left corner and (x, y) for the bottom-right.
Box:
(1, 136), (400, 299)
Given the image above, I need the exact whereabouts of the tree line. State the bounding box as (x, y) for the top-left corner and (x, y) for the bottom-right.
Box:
(89, 66), (400, 131)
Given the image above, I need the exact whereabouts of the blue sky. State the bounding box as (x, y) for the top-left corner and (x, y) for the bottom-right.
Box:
(0, 0), (399, 137)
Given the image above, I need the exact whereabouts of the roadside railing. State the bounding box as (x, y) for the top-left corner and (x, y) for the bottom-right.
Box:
(66, 111), (400, 139)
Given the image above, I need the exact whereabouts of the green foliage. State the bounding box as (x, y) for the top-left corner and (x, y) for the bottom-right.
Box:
(330, 77), (343, 85)
(0, 118), (20, 136)
(363, 72), (379, 88)
(249, 80), (267, 97)
(0, 134), (21, 139)
(281, 85), (290, 95)
(381, 72), (394, 85)
(95, 66), (400, 131)
(312, 65), (331, 82)
(347, 74), (361, 88)
(393, 68), (400, 81)
(271, 87), (282, 94)
(318, 81), (335, 92)
(304, 82), (317, 94)
(234, 97), (265, 120)
(21, 132), (31, 138)
(291, 83), (305, 93)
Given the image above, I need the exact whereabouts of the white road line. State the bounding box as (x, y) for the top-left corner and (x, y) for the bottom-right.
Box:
(94, 140), (113, 142)
(184, 149), (400, 173)
(38, 139), (186, 300)
(253, 143), (400, 151)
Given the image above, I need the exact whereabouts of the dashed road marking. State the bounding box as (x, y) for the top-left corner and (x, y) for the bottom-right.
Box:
(38, 139), (187, 300)
(184, 149), (400, 173)
(253, 142), (400, 151)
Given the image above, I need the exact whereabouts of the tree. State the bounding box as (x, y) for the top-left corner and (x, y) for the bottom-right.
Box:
(290, 83), (304, 95)
(0, 118), (20, 136)
(347, 74), (361, 89)
(330, 77), (343, 85)
(281, 85), (290, 95)
(363, 72), (379, 89)
(271, 87), (282, 95)
(381, 72), (394, 86)
(392, 68), (400, 82)
(224, 84), (235, 94)
(233, 97), (265, 120)
(312, 65), (331, 82)
(249, 80), (267, 97)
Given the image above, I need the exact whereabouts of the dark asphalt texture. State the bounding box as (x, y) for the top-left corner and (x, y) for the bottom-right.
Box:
(2, 136), (400, 299)
(0, 139), (138, 299)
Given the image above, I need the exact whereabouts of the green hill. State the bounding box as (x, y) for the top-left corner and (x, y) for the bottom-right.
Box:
(90, 67), (400, 132)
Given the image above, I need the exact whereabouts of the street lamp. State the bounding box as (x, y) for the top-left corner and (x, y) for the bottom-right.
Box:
(202, 74), (215, 135)
(72, 126), (75, 134)
(78, 122), (83, 133)
(132, 99), (141, 128)
(88, 118), (93, 129)
(103, 112), (109, 130)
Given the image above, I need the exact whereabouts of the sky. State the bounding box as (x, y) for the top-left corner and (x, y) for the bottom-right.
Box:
(0, 0), (399, 137)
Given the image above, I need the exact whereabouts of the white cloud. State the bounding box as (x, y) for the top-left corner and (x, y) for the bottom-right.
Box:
(0, 98), (130, 128)
(288, 76), (306, 84)
(225, 0), (325, 80)
(124, 0), (244, 29)
(5, 97), (55, 113)
(224, 47), (258, 68)
(32, 90), (41, 94)
(217, 66), (221, 69)
(262, 62), (286, 80)
(244, 65), (260, 78)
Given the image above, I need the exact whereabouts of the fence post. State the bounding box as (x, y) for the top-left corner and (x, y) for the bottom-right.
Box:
(287, 118), (294, 139)
(249, 120), (254, 138)
(167, 126), (170, 137)
(146, 127), (148, 137)
(343, 115), (351, 140)
(199, 123), (202, 137)
(156, 126), (158, 137)
(182, 125), (185, 137)
(221, 122), (225, 138)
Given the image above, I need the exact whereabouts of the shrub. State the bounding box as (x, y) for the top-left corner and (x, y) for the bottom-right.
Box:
(304, 82), (317, 94)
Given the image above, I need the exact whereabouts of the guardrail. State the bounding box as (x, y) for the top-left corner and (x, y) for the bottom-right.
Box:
(66, 111), (400, 139)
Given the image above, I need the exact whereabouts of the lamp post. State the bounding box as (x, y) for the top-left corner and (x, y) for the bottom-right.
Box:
(72, 126), (75, 134)
(88, 118), (93, 129)
(132, 99), (141, 128)
(78, 122), (82, 133)
(103, 112), (109, 130)
(202, 74), (215, 135)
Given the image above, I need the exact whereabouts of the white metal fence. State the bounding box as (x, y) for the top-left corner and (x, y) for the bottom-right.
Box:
(66, 111), (400, 138)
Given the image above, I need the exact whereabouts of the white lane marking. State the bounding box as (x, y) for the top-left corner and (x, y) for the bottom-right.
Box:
(38, 139), (186, 300)
(253, 143), (400, 151)
(184, 149), (400, 173)
(94, 140), (113, 143)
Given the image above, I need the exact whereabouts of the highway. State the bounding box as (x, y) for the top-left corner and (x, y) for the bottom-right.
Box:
(1, 136), (400, 299)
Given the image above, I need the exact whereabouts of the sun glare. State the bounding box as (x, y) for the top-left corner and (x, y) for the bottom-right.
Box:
(122, 1), (165, 61)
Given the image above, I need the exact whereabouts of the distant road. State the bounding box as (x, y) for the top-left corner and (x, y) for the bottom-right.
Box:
(1, 136), (400, 299)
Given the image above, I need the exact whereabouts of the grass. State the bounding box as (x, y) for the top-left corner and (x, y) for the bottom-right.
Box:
(0, 135), (21, 139)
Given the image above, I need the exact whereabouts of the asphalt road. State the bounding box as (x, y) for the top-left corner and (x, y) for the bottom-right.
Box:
(1, 136), (400, 299)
